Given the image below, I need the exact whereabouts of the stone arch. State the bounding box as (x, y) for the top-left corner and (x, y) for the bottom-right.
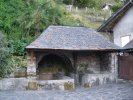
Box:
(37, 53), (74, 80)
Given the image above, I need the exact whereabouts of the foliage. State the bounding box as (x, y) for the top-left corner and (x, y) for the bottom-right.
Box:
(0, 0), (25, 39)
(63, 0), (72, 5)
(0, 32), (12, 77)
(3, 0), (100, 56)
(74, 0), (102, 9)
(17, 0), (68, 37)
(8, 39), (29, 56)
(0, 0), (85, 56)
(78, 63), (88, 74)
(111, 2), (124, 12)
(0, 0), (64, 38)
(10, 56), (27, 68)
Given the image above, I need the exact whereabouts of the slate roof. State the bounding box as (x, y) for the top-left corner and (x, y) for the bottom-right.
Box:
(26, 26), (120, 51)
(97, 0), (133, 32)
(124, 39), (133, 49)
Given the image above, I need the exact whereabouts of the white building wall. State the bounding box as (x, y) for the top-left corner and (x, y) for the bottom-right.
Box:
(113, 6), (133, 47)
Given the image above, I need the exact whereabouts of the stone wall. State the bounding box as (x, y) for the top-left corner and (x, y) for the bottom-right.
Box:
(0, 78), (28, 90)
(81, 53), (118, 87)
(26, 50), (118, 87)
(77, 52), (101, 74)
(27, 51), (36, 76)
(0, 78), (74, 91)
(100, 53), (110, 72)
(82, 73), (114, 87)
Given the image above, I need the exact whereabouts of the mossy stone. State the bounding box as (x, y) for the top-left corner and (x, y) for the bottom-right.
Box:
(84, 83), (91, 88)
(27, 81), (38, 90)
(64, 82), (74, 91)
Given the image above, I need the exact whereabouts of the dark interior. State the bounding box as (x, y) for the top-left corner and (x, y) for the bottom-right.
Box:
(37, 54), (73, 80)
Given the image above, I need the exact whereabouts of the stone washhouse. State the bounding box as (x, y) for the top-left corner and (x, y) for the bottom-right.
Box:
(25, 26), (120, 90)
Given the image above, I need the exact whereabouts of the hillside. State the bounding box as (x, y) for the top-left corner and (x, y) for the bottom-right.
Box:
(66, 0), (124, 29)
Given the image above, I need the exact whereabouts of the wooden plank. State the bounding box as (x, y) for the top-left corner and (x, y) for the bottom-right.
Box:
(118, 55), (133, 80)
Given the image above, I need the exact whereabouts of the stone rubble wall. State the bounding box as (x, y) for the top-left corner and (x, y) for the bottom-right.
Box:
(77, 53), (101, 74)
(38, 79), (74, 90)
(0, 78), (28, 90)
(82, 73), (114, 87)
(26, 51), (118, 88)
(0, 78), (74, 91)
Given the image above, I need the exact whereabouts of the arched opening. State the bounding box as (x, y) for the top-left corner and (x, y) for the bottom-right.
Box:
(37, 53), (73, 80)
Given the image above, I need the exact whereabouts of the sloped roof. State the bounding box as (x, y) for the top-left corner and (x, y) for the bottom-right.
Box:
(97, 0), (133, 32)
(26, 26), (120, 51)
(124, 39), (133, 49)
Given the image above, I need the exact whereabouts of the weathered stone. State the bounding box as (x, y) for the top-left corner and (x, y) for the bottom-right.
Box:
(27, 64), (36, 76)
(27, 50), (118, 87)
(77, 53), (101, 74)
(82, 73), (114, 87)
(0, 78), (28, 90)
(84, 83), (92, 88)
(39, 73), (53, 80)
(0, 78), (75, 91)
(27, 81), (38, 90)
(64, 82), (74, 91)
(38, 79), (75, 91)
(14, 67), (27, 78)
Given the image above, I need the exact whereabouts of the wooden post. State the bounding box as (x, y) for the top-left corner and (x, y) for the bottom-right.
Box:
(85, 7), (88, 13)
(76, 7), (78, 12)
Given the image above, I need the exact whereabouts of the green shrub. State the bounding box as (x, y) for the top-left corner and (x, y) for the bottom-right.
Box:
(63, 0), (72, 5)
(0, 32), (12, 77)
(8, 38), (28, 56)
(111, 2), (123, 12)
(74, 0), (102, 9)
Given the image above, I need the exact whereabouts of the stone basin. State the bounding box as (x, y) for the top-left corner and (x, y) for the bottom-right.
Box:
(0, 77), (75, 91)
(81, 73), (114, 88)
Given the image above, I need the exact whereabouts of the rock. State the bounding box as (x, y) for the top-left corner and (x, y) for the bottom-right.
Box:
(27, 81), (38, 90)
(64, 82), (74, 91)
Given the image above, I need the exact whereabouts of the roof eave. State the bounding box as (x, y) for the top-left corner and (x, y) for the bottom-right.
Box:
(26, 48), (121, 52)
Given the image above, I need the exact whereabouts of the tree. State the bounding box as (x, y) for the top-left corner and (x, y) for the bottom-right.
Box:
(0, 0), (83, 57)
(0, 32), (11, 77)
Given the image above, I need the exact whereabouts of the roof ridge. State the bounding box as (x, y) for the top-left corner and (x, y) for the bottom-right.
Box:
(48, 25), (92, 29)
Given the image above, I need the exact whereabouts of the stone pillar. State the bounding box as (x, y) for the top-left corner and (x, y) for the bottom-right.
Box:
(114, 53), (118, 82)
(27, 50), (36, 76)
(73, 53), (79, 85)
(110, 53), (118, 82)
(26, 50), (38, 90)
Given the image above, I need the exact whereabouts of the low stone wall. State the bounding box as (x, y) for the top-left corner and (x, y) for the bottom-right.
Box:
(82, 73), (115, 88)
(0, 78), (74, 91)
(0, 78), (28, 90)
(38, 79), (74, 90)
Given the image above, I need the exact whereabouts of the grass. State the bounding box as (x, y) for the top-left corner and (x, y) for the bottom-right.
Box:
(67, 6), (113, 40)
(69, 7), (108, 29)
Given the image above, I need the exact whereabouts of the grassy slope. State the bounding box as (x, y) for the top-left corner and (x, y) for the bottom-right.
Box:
(66, 0), (117, 40)
(68, 0), (117, 29)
